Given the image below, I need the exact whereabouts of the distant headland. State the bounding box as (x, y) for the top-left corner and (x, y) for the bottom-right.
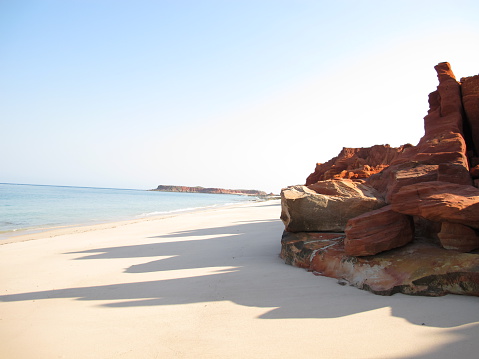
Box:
(152, 185), (271, 196)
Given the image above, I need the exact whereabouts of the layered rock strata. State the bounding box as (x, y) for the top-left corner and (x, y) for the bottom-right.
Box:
(281, 232), (479, 296)
(344, 205), (414, 256)
(366, 62), (472, 203)
(280, 62), (479, 296)
(391, 181), (479, 228)
(306, 145), (410, 185)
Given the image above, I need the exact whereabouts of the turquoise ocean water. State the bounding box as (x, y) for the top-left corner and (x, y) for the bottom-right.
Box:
(0, 183), (255, 239)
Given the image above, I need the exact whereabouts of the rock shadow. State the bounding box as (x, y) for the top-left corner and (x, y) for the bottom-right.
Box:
(1, 218), (478, 330)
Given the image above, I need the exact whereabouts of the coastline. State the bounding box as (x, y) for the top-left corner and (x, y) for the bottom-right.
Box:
(1, 199), (479, 358)
(0, 199), (263, 245)
(1, 183), (264, 242)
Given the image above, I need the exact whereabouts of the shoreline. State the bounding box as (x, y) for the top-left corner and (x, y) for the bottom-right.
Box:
(0, 199), (268, 245)
(1, 182), (271, 243)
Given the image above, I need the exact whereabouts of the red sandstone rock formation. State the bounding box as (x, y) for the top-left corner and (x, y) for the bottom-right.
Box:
(306, 178), (382, 197)
(438, 222), (479, 252)
(281, 231), (479, 296)
(366, 62), (472, 202)
(344, 206), (414, 256)
(280, 62), (479, 296)
(391, 181), (479, 229)
(305, 145), (409, 185)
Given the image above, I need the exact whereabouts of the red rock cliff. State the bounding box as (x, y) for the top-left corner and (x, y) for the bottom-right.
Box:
(281, 62), (479, 297)
(305, 144), (411, 185)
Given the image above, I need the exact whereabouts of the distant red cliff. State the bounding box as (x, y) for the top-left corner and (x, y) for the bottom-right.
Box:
(153, 185), (268, 196)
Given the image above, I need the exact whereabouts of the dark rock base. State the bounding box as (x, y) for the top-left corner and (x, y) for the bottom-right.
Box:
(281, 231), (479, 296)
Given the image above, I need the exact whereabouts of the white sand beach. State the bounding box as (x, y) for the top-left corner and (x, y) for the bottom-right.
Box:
(1, 200), (479, 359)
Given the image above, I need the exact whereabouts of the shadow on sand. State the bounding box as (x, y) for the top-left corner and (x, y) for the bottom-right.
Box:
(1, 215), (479, 358)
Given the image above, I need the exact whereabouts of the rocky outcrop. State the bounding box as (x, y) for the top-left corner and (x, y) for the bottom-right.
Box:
(391, 181), (479, 229)
(306, 145), (410, 185)
(280, 62), (479, 296)
(366, 62), (472, 202)
(281, 232), (479, 296)
(154, 185), (268, 196)
(344, 206), (414, 256)
(280, 182), (385, 232)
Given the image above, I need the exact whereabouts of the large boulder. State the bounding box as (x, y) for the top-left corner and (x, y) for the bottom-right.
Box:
(281, 231), (479, 296)
(280, 181), (385, 232)
(438, 222), (479, 252)
(344, 205), (414, 256)
(391, 181), (479, 229)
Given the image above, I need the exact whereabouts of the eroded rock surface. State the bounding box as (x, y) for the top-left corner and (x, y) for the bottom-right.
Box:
(280, 62), (479, 296)
(366, 62), (472, 202)
(306, 145), (409, 185)
(282, 232), (479, 296)
(280, 182), (385, 232)
(438, 222), (479, 252)
(344, 205), (414, 256)
(391, 181), (479, 229)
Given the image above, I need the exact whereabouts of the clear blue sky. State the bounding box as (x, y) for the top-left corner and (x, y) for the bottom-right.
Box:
(1, 0), (479, 193)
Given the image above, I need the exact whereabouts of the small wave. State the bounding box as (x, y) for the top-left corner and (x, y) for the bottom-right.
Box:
(136, 205), (220, 217)
(0, 229), (18, 234)
(135, 201), (248, 218)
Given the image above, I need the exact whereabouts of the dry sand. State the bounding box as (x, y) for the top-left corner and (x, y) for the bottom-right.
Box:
(1, 200), (479, 359)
